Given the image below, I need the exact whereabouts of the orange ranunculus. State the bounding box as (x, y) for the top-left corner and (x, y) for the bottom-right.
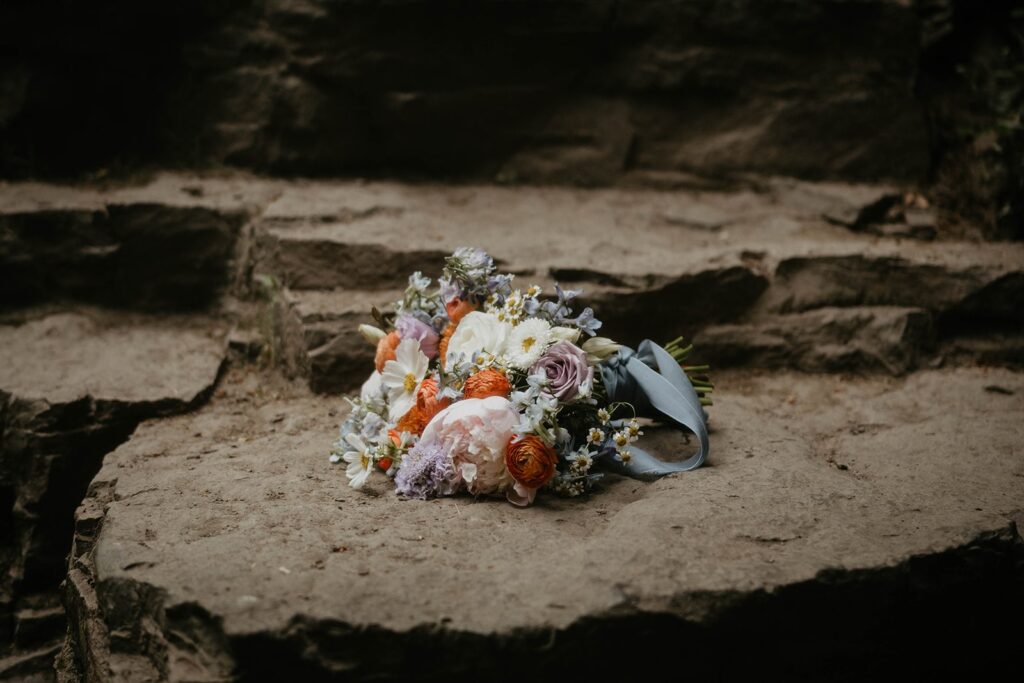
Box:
(395, 379), (450, 436)
(387, 429), (402, 447)
(505, 435), (558, 490)
(374, 331), (401, 373)
(463, 368), (511, 400)
(396, 406), (428, 436)
(438, 322), (458, 369)
(416, 378), (450, 423)
(445, 297), (476, 324)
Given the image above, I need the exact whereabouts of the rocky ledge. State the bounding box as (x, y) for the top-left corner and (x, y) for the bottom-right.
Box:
(61, 366), (1023, 680)
(0, 310), (227, 679)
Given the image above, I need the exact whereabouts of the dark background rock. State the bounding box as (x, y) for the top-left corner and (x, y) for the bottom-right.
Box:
(0, 0), (927, 184)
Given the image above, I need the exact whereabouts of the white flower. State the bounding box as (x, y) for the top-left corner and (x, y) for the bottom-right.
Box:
(419, 397), (519, 495)
(360, 371), (384, 402)
(342, 434), (373, 489)
(445, 312), (510, 367)
(504, 318), (552, 370)
(358, 324), (387, 345)
(581, 336), (622, 364)
(597, 408), (611, 424)
(381, 338), (430, 421)
(408, 271), (430, 292)
(587, 427), (604, 445)
(550, 326), (581, 344)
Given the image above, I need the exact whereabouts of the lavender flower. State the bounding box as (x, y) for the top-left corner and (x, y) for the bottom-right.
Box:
(394, 440), (461, 499)
(531, 340), (594, 401)
(395, 314), (440, 358)
(572, 307), (602, 336)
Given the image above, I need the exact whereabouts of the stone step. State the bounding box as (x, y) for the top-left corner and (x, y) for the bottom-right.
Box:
(0, 641), (60, 681)
(241, 179), (1022, 388)
(0, 308), (228, 661)
(273, 288), (401, 394)
(0, 175), (275, 310)
(695, 306), (934, 375)
(60, 366), (1024, 680)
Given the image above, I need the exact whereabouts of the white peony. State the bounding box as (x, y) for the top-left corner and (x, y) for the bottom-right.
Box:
(419, 397), (518, 496)
(445, 312), (510, 366)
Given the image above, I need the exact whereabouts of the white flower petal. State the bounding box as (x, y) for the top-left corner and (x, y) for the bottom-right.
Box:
(388, 391), (416, 422)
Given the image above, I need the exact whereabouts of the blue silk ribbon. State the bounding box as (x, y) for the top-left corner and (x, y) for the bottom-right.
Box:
(598, 340), (709, 480)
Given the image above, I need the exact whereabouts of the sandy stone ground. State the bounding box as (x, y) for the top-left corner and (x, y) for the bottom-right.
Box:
(63, 364), (1023, 680)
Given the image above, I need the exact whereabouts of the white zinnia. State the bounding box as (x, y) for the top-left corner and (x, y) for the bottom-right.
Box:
(381, 338), (430, 421)
(504, 318), (552, 370)
(342, 433), (373, 489)
(445, 312), (510, 366)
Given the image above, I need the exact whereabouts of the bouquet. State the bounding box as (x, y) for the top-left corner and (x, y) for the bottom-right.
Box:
(331, 247), (712, 506)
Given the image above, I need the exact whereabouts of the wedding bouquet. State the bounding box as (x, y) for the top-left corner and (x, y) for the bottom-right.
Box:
(331, 247), (712, 506)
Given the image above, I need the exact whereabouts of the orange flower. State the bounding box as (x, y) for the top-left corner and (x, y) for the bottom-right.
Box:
(374, 331), (401, 373)
(395, 379), (450, 436)
(396, 406), (427, 435)
(463, 368), (511, 400)
(438, 322), (458, 369)
(505, 435), (558, 490)
(446, 297), (476, 324)
(416, 378), (449, 423)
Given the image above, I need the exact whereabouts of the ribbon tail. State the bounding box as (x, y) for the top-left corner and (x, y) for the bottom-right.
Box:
(603, 444), (680, 481)
(616, 349), (708, 475)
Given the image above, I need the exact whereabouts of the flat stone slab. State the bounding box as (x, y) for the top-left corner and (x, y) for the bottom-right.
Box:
(65, 366), (1024, 680)
(0, 311), (226, 406)
(1, 309), (228, 657)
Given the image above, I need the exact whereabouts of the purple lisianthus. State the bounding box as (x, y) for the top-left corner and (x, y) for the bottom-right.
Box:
(530, 340), (594, 401)
(394, 439), (461, 500)
(395, 314), (440, 359)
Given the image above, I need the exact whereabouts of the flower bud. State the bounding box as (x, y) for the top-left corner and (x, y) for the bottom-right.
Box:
(359, 324), (387, 345)
(581, 336), (621, 364)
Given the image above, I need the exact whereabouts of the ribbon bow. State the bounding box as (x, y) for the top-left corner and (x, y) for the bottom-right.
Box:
(599, 340), (709, 480)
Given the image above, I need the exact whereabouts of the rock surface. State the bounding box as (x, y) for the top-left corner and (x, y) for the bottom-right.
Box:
(0, 175), (275, 310)
(0, 1), (928, 185)
(61, 366), (1024, 680)
(246, 178), (1024, 390)
(0, 310), (227, 675)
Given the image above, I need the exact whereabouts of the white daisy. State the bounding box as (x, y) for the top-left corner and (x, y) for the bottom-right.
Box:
(381, 338), (430, 421)
(342, 433), (374, 489)
(504, 318), (552, 370)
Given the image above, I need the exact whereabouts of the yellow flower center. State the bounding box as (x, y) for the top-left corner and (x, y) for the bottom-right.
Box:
(522, 336), (536, 352)
(403, 373), (417, 393)
(361, 453), (371, 470)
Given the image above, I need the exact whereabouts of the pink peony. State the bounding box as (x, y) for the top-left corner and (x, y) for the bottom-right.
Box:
(419, 396), (518, 496)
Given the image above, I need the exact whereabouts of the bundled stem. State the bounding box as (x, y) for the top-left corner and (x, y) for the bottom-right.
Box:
(664, 336), (713, 407)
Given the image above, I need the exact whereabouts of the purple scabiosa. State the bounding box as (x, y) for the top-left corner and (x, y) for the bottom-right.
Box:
(394, 440), (461, 500)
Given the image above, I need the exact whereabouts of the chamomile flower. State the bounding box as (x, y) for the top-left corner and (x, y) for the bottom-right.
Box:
(587, 427), (605, 445)
(505, 318), (552, 369)
(612, 431), (630, 449)
(381, 338), (430, 421)
(627, 419), (643, 440)
(342, 434), (374, 489)
(597, 408), (611, 424)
